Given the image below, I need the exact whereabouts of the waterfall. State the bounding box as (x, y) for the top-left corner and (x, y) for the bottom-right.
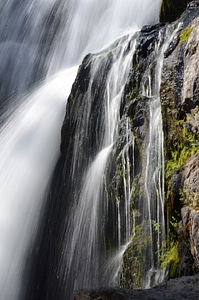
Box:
(0, 1), (163, 300)
(0, 67), (77, 300)
(140, 30), (167, 287)
(109, 21), (183, 290)
(56, 34), (137, 299)
(140, 23), (182, 287)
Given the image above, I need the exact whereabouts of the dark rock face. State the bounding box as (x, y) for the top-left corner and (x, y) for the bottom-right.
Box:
(139, 23), (166, 58)
(73, 287), (165, 300)
(73, 274), (199, 300)
(160, 0), (193, 23)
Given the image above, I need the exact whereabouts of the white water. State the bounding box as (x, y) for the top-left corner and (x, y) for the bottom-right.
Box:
(0, 0), (162, 299)
(141, 23), (182, 287)
(121, 118), (135, 243)
(109, 116), (135, 283)
(61, 34), (137, 297)
(48, 0), (162, 70)
(0, 67), (77, 300)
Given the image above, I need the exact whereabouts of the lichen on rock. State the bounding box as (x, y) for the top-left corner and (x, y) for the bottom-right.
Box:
(160, 5), (199, 278)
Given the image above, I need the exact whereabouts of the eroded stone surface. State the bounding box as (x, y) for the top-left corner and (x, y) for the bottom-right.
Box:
(160, 2), (199, 277)
(182, 18), (199, 111)
(73, 274), (199, 300)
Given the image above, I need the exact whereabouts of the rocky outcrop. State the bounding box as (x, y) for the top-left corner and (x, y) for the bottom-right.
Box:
(160, 0), (199, 278)
(65, 1), (199, 293)
(25, 2), (199, 299)
(114, 1), (199, 287)
(177, 155), (199, 274)
(73, 274), (199, 300)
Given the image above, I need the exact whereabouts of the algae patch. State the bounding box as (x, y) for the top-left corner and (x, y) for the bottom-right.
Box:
(180, 26), (194, 43)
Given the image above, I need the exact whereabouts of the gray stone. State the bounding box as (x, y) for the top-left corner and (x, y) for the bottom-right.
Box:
(73, 274), (199, 300)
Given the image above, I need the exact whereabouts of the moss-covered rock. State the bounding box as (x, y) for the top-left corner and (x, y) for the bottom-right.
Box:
(120, 225), (151, 289)
(114, 3), (199, 286)
(161, 241), (180, 278)
(160, 6), (199, 277)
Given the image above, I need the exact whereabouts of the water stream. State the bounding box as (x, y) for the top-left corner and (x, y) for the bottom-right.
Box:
(141, 23), (182, 287)
(57, 34), (137, 299)
(0, 1), (162, 299)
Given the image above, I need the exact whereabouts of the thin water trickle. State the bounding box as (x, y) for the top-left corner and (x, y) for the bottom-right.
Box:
(109, 116), (136, 283)
(122, 118), (135, 242)
(141, 23), (183, 287)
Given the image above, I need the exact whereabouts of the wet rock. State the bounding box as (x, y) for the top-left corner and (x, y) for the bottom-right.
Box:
(181, 205), (199, 261)
(73, 274), (199, 300)
(127, 96), (149, 140)
(182, 154), (199, 202)
(171, 154), (199, 275)
(177, 238), (194, 276)
(171, 171), (182, 194)
(139, 23), (166, 58)
(73, 286), (165, 300)
(187, 0), (199, 9)
(160, 3), (199, 279)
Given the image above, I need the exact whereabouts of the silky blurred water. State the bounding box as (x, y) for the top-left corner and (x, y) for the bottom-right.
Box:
(0, 1), (162, 299)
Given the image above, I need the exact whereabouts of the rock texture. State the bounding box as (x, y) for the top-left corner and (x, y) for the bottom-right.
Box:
(160, 1), (199, 276)
(25, 2), (199, 299)
(73, 1), (199, 296)
(73, 274), (199, 300)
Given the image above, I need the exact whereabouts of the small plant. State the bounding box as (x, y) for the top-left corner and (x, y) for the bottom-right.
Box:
(151, 220), (160, 232)
(170, 215), (179, 228)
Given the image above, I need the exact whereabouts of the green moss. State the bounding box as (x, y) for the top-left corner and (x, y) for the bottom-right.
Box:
(166, 142), (198, 177)
(166, 120), (199, 179)
(180, 27), (194, 43)
(160, 241), (180, 278)
(164, 116), (199, 237)
(151, 220), (160, 232)
(163, 118), (199, 278)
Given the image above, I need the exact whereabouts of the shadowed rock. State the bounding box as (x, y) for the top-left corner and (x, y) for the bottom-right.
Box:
(73, 274), (199, 300)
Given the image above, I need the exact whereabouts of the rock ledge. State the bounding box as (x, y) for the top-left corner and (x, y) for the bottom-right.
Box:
(73, 274), (199, 300)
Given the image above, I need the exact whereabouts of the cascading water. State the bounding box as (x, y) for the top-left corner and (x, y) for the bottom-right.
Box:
(55, 34), (138, 299)
(140, 24), (182, 287)
(112, 22), (184, 290)
(0, 1), (163, 300)
(141, 30), (168, 287)
(0, 67), (77, 300)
